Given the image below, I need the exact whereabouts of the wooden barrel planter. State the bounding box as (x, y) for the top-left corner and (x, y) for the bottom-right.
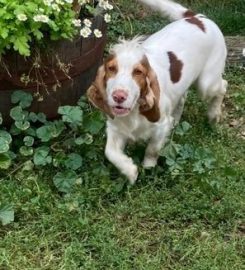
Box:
(225, 36), (245, 67)
(0, 15), (106, 124)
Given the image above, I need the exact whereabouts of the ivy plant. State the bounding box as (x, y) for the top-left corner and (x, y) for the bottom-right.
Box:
(0, 90), (105, 194)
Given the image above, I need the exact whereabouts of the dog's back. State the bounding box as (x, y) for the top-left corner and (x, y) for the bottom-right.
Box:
(139, 0), (227, 112)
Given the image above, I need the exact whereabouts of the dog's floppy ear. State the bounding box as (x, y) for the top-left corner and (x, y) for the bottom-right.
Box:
(139, 58), (161, 123)
(87, 65), (114, 118)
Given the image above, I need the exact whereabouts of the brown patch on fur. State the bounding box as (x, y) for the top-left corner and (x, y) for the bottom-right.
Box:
(167, 51), (183, 84)
(87, 84), (114, 118)
(134, 56), (161, 122)
(132, 62), (148, 97)
(87, 55), (117, 118)
(185, 16), (206, 32)
(104, 54), (118, 80)
(183, 10), (195, 18)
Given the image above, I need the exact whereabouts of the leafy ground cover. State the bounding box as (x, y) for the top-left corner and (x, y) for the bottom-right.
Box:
(0, 0), (244, 269)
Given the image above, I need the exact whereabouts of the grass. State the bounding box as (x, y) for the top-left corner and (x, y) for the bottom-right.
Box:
(0, 0), (245, 269)
(108, 0), (245, 42)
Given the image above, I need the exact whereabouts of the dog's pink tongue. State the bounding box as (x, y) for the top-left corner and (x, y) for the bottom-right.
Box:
(112, 106), (130, 115)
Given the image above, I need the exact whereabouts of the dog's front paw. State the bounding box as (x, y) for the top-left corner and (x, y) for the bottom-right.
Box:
(124, 164), (138, 184)
(142, 156), (158, 168)
(208, 109), (223, 124)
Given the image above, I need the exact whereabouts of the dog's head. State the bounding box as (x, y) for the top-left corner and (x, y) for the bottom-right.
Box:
(87, 39), (160, 122)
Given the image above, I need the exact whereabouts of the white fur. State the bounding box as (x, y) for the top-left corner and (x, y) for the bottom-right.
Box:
(104, 0), (227, 184)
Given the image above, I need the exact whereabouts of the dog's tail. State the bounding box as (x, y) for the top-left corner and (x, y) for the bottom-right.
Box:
(138, 0), (195, 21)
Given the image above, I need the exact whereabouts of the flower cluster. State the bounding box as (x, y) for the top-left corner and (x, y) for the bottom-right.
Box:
(79, 0), (113, 38)
(0, 0), (113, 57)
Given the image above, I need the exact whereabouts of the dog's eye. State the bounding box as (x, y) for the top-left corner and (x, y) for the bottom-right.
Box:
(107, 65), (117, 73)
(133, 68), (143, 76)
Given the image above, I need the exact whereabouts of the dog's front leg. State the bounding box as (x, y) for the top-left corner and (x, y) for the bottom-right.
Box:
(105, 128), (138, 184)
(143, 117), (174, 168)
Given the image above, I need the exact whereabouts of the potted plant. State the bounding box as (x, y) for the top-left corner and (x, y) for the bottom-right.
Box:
(0, 0), (113, 123)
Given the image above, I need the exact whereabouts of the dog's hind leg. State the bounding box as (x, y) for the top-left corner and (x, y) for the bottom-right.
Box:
(196, 33), (227, 123)
(172, 92), (188, 125)
(197, 49), (227, 123)
(197, 74), (227, 123)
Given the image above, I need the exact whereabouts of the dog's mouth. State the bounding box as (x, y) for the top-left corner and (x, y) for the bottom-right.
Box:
(112, 106), (131, 116)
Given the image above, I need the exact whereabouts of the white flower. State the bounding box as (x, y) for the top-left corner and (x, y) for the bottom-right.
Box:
(106, 3), (113, 10)
(43, 0), (53, 6)
(99, 0), (107, 9)
(52, 3), (61, 12)
(33, 15), (50, 23)
(55, 0), (64, 4)
(94, 29), (102, 38)
(83, 19), (92, 27)
(98, 0), (106, 7)
(64, 0), (73, 3)
(78, 0), (90, 5)
(17, 14), (27, 21)
(104, 13), (111, 23)
(243, 48), (245, 57)
(99, 0), (113, 10)
(72, 19), (81, 27)
(80, 26), (92, 38)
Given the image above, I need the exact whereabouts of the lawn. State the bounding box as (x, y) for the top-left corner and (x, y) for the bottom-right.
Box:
(0, 0), (244, 269)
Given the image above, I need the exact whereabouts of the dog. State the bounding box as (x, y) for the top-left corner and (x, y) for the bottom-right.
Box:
(87, 0), (227, 184)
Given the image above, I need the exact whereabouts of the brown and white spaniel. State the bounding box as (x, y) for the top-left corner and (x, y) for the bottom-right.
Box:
(87, 0), (227, 183)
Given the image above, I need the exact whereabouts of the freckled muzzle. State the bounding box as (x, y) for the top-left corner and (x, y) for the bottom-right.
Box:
(110, 89), (131, 116)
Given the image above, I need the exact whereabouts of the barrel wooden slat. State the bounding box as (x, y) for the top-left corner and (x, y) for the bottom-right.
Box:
(225, 36), (245, 67)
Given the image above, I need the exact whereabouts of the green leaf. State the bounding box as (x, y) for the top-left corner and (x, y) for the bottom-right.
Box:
(192, 148), (216, 174)
(175, 121), (192, 136)
(15, 120), (30, 131)
(0, 205), (14, 225)
(13, 36), (30, 56)
(65, 153), (82, 170)
(22, 160), (34, 171)
(77, 96), (88, 108)
(159, 141), (181, 160)
(83, 111), (104, 134)
(33, 146), (52, 166)
(0, 28), (9, 39)
(29, 112), (46, 123)
(11, 90), (33, 108)
(53, 171), (78, 193)
(23, 136), (34, 147)
(36, 121), (65, 142)
(36, 125), (53, 142)
(37, 113), (47, 123)
(58, 106), (83, 124)
(0, 130), (12, 144)
(179, 144), (194, 159)
(25, 127), (36, 137)
(33, 29), (43, 40)
(0, 153), (11, 169)
(0, 137), (10, 153)
(53, 152), (66, 167)
(75, 134), (93, 145)
(9, 124), (22, 136)
(20, 146), (33, 156)
(10, 106), (25, 121)
(193, 160), (205, 174)
(28, 112), (38, 123)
